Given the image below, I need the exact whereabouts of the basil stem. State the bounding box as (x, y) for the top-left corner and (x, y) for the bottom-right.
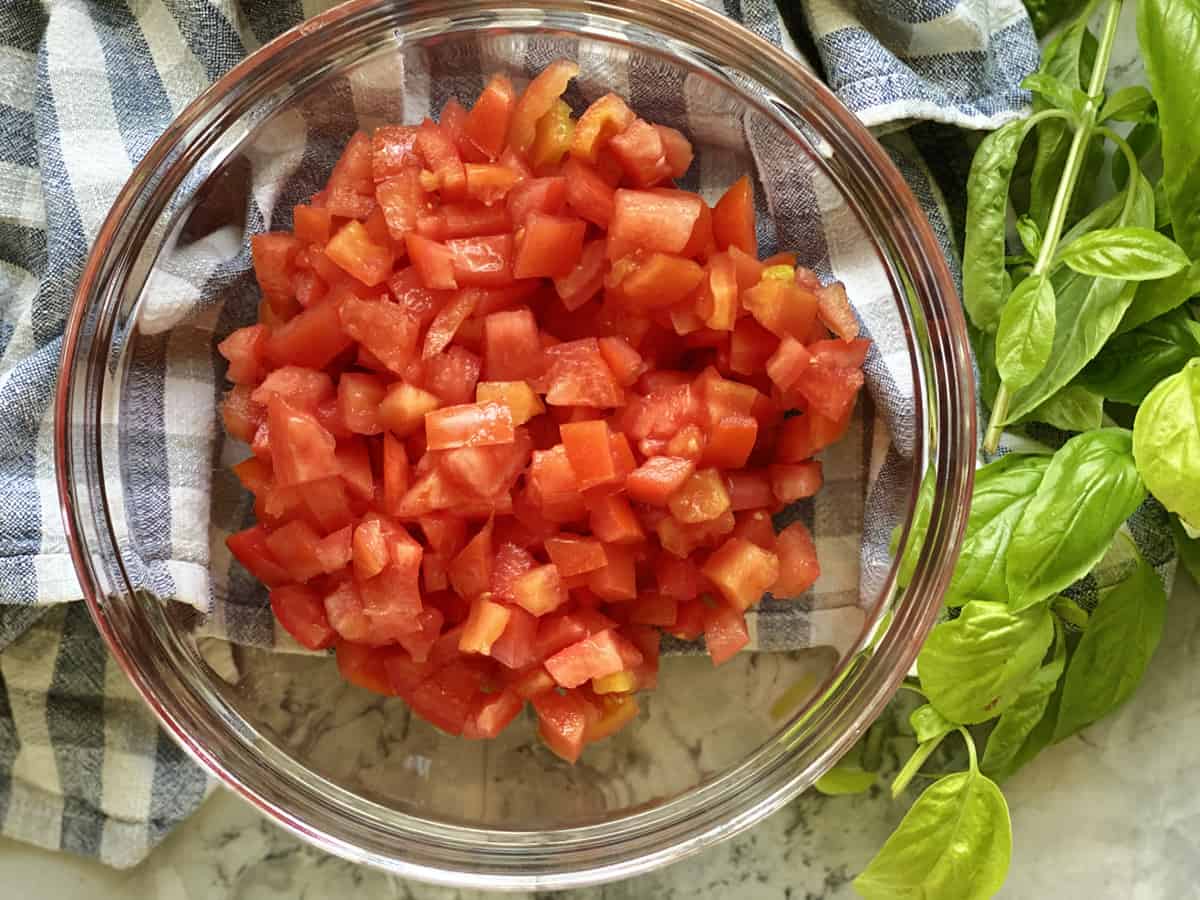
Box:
(984, 0), (1125, 453)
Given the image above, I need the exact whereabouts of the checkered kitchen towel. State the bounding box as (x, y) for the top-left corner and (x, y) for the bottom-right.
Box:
(0, 0), (1038, 868)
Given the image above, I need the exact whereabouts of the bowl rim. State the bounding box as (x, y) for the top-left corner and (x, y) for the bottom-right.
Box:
(54, 0), (975, 889)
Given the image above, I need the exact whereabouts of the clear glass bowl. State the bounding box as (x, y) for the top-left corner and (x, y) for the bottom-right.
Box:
(55, 0), (975, 889)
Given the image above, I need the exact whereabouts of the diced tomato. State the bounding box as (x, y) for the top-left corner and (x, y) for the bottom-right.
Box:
(588, 543), (637, 601)
(588, 493), (645, 544)
(302, 476), (355, 532)
(424, 345), (482, 405)
(483, 307), (544, 381)
(464, 688), (524, 739)
(571, 93), (635, 163)
(408, 663), (484, 735)
(335, 641), (396, 694)
(770, 461), (823, 504)
(405, 233), (459, 290)
(729, 317), (778, 376)
(732, 508), (776, 550)
(626, 456), (696, 506)
(325, 220), (393, 287)
(773, 520), (820, 596)
(703, 415), (757, 469)
(810, 337), (872, 369)
(792, 362), (865, 422)
(334, 372), (384, 434)
(266, 297), (354, 370)
(266, 397), (339, 487)
(653, 553), (699, 602)
(529, 99), (575, 171)
(423, 289), (477, 358)
(667, 468), (731, 524)
(608, 119), (672, 187)
(657, 509), (735, 557)
(704, 604), (749, 665)
(416, 118), (467, 201)
(218, 324), (270, 385)
(513, 213), (586, 279)
(726, 470), (775, 512)
(562, 157), (616, 227)
(560, 419), (616, 489)
(743, 281), (820, 343)
(439, 431), (531, 498)
(509, 60), (579, 155)
(628, 590), (677, 627)
(448, 518), (494, 599)
(701, 537), (780, 612)
(326, 131), (375, 213)
(608, 189), (703, 258)
(544, 535), (607, 577)
(597, 336), (646, 387)
(698, 252), (739, 331)
(712, 175), (757, 256)
(271, 584), (336, 650)
(337, 294), (420, 375)
(464, 74), (517, 160)
(371, 125), (420, 182)
(553, 238), (607, 311)
(489, 605), (538, 670)
(227, 525), (291, 587)
(536, 338), (624, 407)
(532, 690), (592, 762)
(251, 232), (300, 314)
(511, 563), (567, 616)
(387, 266), (448, 324)
(444, 233), (515, 287)
(654, 125), (693, 178)
(506, 176), (567, 227)
(464, 164), (520, 205)
(378, 382), (440, 436)
(459, 595), (512, 654)
(475, 380), (545, 426)
(609, 253), (704, 310)
(425, 401), (514, 450)
(294, 204), (332, 244)
(545, 629), (642, 689)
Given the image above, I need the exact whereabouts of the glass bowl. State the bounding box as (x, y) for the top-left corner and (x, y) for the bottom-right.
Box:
(55, 0), (975, 889)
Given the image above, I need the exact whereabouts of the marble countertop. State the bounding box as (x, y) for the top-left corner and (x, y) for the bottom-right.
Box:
(4, 567), (1196, 900)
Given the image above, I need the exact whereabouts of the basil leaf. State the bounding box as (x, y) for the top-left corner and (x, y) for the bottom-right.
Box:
(1132, 359), (1200, 530)
(981, 625), (1066, 783)
(1024, 0), (1091, 38)
(946, 455), (1052, 608)
(1017, 383), (1104, 432)
(1054, 553), (1166, 741)
(1015, 215), (1043, 259)
(963, 116), (1042, 332)
(854, 769), (1011, 900)
(1058, 227), (1189, 281)
(918, 601), (1054, 724)
(1004, 175), (1155, 423)
(1022, 72), (1085, 117)
(893, 467), (936, 589)
(1171, 515), (1200, 584)
(1099, 84), (1155, 123)
(995, 275), (1056, 391)
(1119, 260), (1200, 333)
(1081, 306), (1200, 405)
(1007, 429), (1147, 611)
(815, 763), (877, 796)
(910, 703), (957, 743)
(1030, 19), (1092, 227)
(1139, 0), (1200, 257)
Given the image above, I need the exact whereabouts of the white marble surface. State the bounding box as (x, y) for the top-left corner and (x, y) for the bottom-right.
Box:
(0, 571), (1194, 899)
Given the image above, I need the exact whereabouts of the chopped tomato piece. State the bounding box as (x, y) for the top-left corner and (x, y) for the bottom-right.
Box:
(571, 93), (635, 163)
(227, 525), (291, 587)
(770, 461), (823, 504)
(704, 414), (758, 469)
(506, 176), (567, 227)
(587, 543), (637, 601)
(609, 253), (704, 310)
(544, 535), (608, 577)
(536, 338), (624, 408)
(608, 189), (703, 258)
(704, 604), (749, 665)
(509, 60), (579, 155)
(597, 336), (646, 387)
(776, 409), (851, 462)
(475, 380), (545, 425)
(294, 204), (332, 244)
(562, 157), (616, 227)
(378, 382), (440, 436)
(511, 562), (568, 616)
(337, 294), (420, 375)
(424, 345), (483, 405)
(445, 233), (515, 287)
(773, 520), (820, 596)
(266, 297), (353, 370)
(271, 584), (336, 650)
(251, 232), (300, 314)
(588, 493), (645, 545)
(545, 628), (642, 689)
(425, 401), (515, 450)
(608, 119), (672, 187)
(743, 281), (820, 342)
(626, 456), (696, 506)
(266, 397), (339, 487)
(726, 470), (775, 511)
(529, 99), (575, 171)
(654, 125), (693, 178)
(416, 118), (467, 201)
(371, 124), (420, 182)
(667, 468), (731, 524)
(702, 536), (780, 612)
(464, 163), (520, 205)
(464, 74), (516, 160)
(553, 238), (607, 311)
(464, 687), (525, 739)
(560, 419), (617, 489)
(336, 372), (386, 435)
(448, 518), (494, 599)
(513, 212), (586, 279)
(459, 595), (512, 655)
(483, 307), (545, 381)
(324, 219), (394, 287)
(532, 690), (592, 763)
(218, 324), (270, 385)
(423, 289), (477, 358)
(712, 175), (757, 256)
(405, 233), (459, 290)
(418, 201), (512, 240)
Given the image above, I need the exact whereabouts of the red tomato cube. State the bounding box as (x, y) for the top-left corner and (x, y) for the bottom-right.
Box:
(511, 563), (568, 616)
(464, 74), (516, 160)
(532, 690), (592, 763)
(270, 584), (336, 650)
(701, 536), (780, 612)
(667, 468), (732, 524)
(626, 456), (696, 506)
(712, 175), (757, 256)
(608, 189), (703, 258)
(704, 604), (749, 665)
(425, 401), (515, 450)
(513, 213), (586, 279)
(508, 59), (579, 155)
(459, 595), (513, 655)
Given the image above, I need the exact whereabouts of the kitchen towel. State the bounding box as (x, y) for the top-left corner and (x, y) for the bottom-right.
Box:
(0, 0), (1041, 868)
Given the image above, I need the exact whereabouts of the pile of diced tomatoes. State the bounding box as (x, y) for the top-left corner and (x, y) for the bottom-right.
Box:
(219, 60), (868, 763)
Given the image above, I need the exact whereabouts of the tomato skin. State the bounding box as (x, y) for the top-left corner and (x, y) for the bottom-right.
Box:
(271, 584), (337, 650)
(509, 60), (579, 155)
(445, 233), (516, 287)
(562, 157), (616, 227)
(571, 92), (635, 163)
(608, 119), (672, 187)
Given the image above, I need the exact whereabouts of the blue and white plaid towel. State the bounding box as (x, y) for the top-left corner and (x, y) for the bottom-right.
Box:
(0, 0), (1038, 869)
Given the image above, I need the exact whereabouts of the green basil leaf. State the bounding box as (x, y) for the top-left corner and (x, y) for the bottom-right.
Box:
(910, 703), (957, 743)
(1022, 72), (1085, 116)
(1058, 227), (1189, 281)
(1015, 215), (1043, 259)
(815, 763), (877, 796)
(918, 601), (1054, 724)
(1155, 179), (1173, 230)
(1138, 0), (1200, 257)
(981, 625), (1066, 782)
(1016, 383), (1104, 432)
(1007, 429), (1147, 610)
(1110, 120), (1159, 192)
(946, 455), (1052, 608)
(1132, 358), (1200, 529)
(1054, 553), (1166, 741)
(893, 467), (936, 589)
(1118, 260), (1200, 333)
(854, 769), (1012, 900)
(1004, 175), (1155, 423)
(1099, 84), (1156, 123)
(1030, 18), (1092, 227)
(1081, 306), (1200, 405)
(1024, 0), (1092, 38)
(1171, 515), (1200, 584)
(964, 117), (1043, 332)
(995, 275), (1056, 391)
(971, 324), (1002, 411)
